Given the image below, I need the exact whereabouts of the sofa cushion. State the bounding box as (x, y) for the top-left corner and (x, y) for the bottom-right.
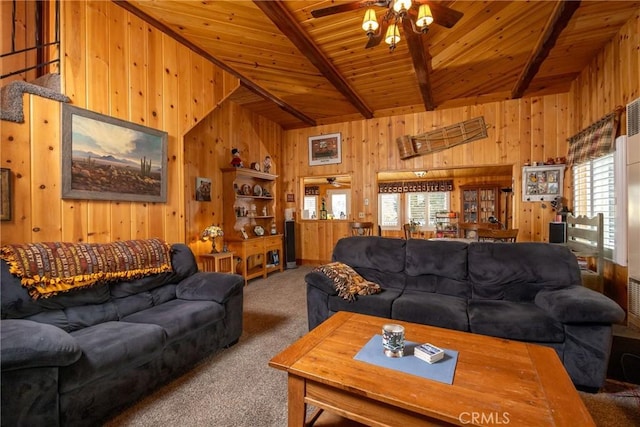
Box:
(121, 299), (224, 342)
(405, 240), (468, 282)
(1, 319), (82, 370)
(468, 300), (565, 343)
(332, 237), (406, 273)
(392, 291), (469, 331)
(176, 272), (244, 303)
(60, 321), (166, 393)
(468, 242), (582, 301)
(328, 289), (402, 319)
(313, 262), (382, 301)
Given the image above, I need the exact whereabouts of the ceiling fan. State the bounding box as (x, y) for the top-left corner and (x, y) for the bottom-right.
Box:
(327, 177), (342, 187)
(311, 0), (463, 51)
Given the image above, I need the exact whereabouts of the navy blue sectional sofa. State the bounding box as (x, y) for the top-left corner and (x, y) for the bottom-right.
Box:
(306, 236), (625, 391)
(1, 243), (243, 426)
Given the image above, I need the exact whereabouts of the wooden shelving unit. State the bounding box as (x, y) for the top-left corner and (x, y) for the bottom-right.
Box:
(435, 212), (459, 238)
(221, 168), (283, 285)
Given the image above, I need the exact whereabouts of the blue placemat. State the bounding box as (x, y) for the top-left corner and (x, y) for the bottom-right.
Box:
(353, 335), (458, 385)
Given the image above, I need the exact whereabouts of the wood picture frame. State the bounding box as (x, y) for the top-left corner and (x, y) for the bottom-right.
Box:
(62, 104), (168, 203)
(1, 168), (11, 221)
(309, 133), (341, 166)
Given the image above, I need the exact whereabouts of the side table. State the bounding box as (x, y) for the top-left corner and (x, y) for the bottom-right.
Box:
(199, 252), (234, 274)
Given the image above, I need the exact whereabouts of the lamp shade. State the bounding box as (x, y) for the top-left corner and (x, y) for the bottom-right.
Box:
(392, 0), (412, 13)
(361, 8), (379, 33)
(416, 4), (434, 28)
(385, 23), (401, 46)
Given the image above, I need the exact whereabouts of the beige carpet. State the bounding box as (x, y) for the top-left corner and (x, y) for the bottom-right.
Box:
(104, 266), (640, 426)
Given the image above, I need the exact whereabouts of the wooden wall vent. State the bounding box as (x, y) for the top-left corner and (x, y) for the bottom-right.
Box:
(397, 116), (489, 160)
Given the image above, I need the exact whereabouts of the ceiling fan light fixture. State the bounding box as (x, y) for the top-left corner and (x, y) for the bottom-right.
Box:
(392, 0), (412, 14)
(361, 8), (379, 34)
(385, 23), (401, 47)
(416, 4), (433, 28)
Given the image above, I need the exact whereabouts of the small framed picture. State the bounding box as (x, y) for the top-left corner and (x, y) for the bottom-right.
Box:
(309, 133), (341, 166)
(320, 210), (328, 220)
(1, 168), (11, 221)
(195, 177), (212, 201)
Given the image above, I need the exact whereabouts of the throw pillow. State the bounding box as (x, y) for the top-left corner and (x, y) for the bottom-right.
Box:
(313, 262), (381, 302)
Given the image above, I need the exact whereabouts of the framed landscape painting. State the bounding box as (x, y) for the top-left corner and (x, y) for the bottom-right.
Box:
(62, 105), (168, 203)
(309, 133), (341, 166)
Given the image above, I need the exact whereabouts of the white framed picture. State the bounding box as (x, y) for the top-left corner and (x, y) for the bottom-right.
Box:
(308, 133), (341, 166)
(522, 165), (565, 202)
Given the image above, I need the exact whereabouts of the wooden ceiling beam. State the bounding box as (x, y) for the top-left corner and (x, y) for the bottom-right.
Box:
(511, 0), (581, 99)
(113, 0), (316, 127)
(254, 0), (374, 120)
(402, 19), (436, 111)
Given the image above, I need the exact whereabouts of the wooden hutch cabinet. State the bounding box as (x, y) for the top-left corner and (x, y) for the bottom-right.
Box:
(221, 168), (283, 285)
(459, 184), (500, 238)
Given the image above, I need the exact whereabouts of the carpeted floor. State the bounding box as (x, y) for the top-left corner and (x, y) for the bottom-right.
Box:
(105, 266), (640, 426)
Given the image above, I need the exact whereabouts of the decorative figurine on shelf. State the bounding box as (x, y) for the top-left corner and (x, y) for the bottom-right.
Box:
(263, 155), (272, 174)
(319, 198), (328, 220)
(201, 225), (224, 253)
(270, 221), (277, 235)
(230, 148), (243, 168)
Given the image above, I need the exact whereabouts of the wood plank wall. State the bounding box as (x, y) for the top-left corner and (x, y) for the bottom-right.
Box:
(282, 96), (571, 263)
(0, 0), (239, 246)
(567, 11), (639, 306)
(282, 11), (638, 269)
(1, 0), (41, 84)
(183, 101), (283, 256)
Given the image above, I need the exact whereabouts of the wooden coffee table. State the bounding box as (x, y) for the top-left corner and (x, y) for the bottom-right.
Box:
(269, 311), (595, 426)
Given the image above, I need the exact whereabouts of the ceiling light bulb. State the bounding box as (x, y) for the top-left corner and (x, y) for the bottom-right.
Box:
(416, 4), (433, 28)
(361, 9), (379, 33)
(385, 23), (401, 46)
(393, 0), (412, 13)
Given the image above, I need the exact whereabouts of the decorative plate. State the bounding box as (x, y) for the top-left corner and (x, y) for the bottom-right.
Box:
(253, 184), (263, 196)
(254, 225), (265, 236)
(241, 184), (252, 195)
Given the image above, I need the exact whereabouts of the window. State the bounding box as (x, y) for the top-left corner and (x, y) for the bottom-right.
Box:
(303, 196), (317, 219)
(572, 153), (616, 257)
(327, 189), (350, 219)
(379, 191), (450, 230)
(379, 193), (400, 228)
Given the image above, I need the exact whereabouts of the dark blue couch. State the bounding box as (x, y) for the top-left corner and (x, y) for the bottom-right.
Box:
(1, 243), (243, 426)
(306, 237), (625, 391)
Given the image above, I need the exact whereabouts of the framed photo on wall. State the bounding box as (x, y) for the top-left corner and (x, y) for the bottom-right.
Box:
(522, 165), (565, 202)
(309, 133), (341, 166)
(1, 168), (11, 221)
(195, 177), (212, 201)
(61, 104), (168, 203)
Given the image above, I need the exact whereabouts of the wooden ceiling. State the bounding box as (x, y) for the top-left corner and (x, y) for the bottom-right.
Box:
(120, 1), (639, 130)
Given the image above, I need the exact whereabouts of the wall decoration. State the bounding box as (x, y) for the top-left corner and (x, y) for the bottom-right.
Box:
(1, 168), (11, 221)
(62, 104), (168, 203)
(522, 165), (565, 202)
(195, 177), (212, 201)
(286, 193), (295, 202)
(309, 133), (341, 166)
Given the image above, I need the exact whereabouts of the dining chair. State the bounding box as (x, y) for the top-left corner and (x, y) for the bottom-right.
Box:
(477, 228), (519, 242)
(403, 224), (412, 240)
(351, 222), (374, 236)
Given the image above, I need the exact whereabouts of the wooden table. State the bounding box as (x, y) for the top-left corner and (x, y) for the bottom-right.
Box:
(199, 252), (234, 273)
(269, 312), (595, 427)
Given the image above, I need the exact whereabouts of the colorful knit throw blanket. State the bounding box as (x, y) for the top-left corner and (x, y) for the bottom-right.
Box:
(0, 239), (172, 299)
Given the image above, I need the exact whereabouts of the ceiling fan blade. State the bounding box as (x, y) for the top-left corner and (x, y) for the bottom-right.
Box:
(365, 18), (388, 49)
(424, 1), (464, 29)
(311, 1), (368, 19)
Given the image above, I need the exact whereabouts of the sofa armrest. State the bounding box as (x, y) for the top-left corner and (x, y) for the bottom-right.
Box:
(176, 272), (244, 304)
(1, 319), (82, 371)
(305, 271), (339, 296)
(535, 286), (625, 324)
